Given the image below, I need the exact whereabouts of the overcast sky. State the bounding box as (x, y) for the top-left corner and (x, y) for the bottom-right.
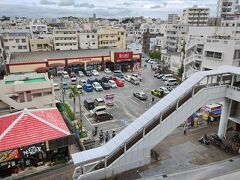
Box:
(0, 0), (217, 19)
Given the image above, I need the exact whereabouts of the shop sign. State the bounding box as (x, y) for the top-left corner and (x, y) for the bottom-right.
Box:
(104, 94), (115, 106)
(21, 145), (44, 157)
(0, 149), (20, 163)
(78, 58), (101, 63)
(115, 52), (132, 61)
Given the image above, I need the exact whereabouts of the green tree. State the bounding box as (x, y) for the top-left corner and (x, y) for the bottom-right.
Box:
(149, 51), (161, 60)
(69, 86), (79, 119)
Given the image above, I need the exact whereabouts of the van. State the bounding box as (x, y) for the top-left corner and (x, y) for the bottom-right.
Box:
(94, 111), (113, 122)
(94, 98), (105, 106)
(130, 76), (140, 85)
(164, 78), (178, 86)
(162, 74), (173, 81)
(89, 105), (107, 117)
(84, 98), (95, 110)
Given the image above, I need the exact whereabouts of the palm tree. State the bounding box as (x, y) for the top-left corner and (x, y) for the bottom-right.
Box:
(69, 86), (79, 119)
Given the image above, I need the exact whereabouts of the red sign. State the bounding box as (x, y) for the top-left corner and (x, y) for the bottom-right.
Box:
(0, 149), (20, 163)
(115, 52), (132, 61)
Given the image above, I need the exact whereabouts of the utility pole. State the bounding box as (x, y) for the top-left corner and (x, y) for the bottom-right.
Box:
(78, 94), (83, 133)
(61, 77), (65, 104)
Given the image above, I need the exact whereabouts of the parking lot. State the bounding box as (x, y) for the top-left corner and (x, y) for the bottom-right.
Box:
(54, 63), (176, 143)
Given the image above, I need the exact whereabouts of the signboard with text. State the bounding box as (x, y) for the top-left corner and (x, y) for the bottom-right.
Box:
(115, 52), (133, 61)
(0, 149), (20, 163)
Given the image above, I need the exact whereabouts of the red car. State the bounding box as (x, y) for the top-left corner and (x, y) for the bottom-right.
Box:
(111, 77), (124, 87)
(70, 72), (76, 78)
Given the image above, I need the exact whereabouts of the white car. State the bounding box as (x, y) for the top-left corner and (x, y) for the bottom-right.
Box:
(159, 86), (170, 95)
(104, 68), (111, 74)
(92, 70), (99, 76)
(92, 82), (103, 91)
(71, 77), (77, 85)
(79, 79), (86, 86)
(62, 71), (69, 79)
(124, 75), (131, 82)
(76, 84), (83, 93)
(53, 83), (59, 90)
(108, 80), (117, 88)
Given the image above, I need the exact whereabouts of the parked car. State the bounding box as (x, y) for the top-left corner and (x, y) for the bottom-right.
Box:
(145, 58), (150, 62)
(76, 84), (83, 93)
(112, 77), (124, 87)
(90, 105), (107, 117)
(62, 81), (68, 90)
(133, 92), (147, 100)
(83, 83), (93, 92)
(108, 80), (117, 88)
(101, 81), (110, 90)
(79, 79), (86, 86)
(92, 70), (99, 76)
(62, 71), (69, 79)
(78, 71), (84, 77)
(53, 83), (60, 90)
(130, 76), (140, 85)
(151, 89), (164, 98)
(94, 111), (113, 122)
(104, 68), (111, 74)
(94, 98), (105, 106)
(84, 70), (92, 77)
(157, 74), (164, 79)
(71, 77), (77, 85)
(159, 86), (170, 95)
(102, 76), (111, 83)
(154, 72), (160, 77)
(124, 75), (131, 82)
(162, 74), (174, 81)
(87, 77), (96, 84)
(70, 72), (76, 78)
(92, 82), (103, 91)
(84, 98), (95, 110)
(148, 59), (155, 64)
(164, 78), (178, 86)
(114, 70), (124, 78)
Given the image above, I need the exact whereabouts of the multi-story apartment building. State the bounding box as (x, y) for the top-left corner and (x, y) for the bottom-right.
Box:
(0, 73), (55, 115)
(0, 39), (5, 62)
(97, 27), (126, 49)
(183, 36), (240, 79)
(29, 37), (53, 52)
(30, 24), (48, 35)
(217, 0), (240, 19)
(79, 32), (98, 49)
(168, 14), (178, 24)
(1, 30), (31, 57)
(182, 6), (209, 26)
(53, 29), (78, 51)
(165, 24), (189, 52)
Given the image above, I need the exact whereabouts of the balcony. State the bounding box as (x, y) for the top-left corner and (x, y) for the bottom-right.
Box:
(184, 54), (202, 65)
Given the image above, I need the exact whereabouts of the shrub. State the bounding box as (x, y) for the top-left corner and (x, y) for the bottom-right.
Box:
(64, 103), (74, 121)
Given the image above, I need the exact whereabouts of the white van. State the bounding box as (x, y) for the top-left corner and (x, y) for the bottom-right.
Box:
(164, 78), (178, 86)
(162, 74), (173, 81)
(89, 105), (107, 117)
(130, 76), (140, 85)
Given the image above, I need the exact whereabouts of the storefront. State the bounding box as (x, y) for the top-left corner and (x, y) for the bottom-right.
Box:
(86, 62), (103, 71)
(67, 64), (85, 73)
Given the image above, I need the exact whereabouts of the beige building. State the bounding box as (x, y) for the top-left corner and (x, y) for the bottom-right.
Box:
(79, 32), (98, 49)
(53, 29), (78, 51)
(182, 6), (210, 26)
(30, 38), (53, 52)
(97, 27), (126, 49)
(0, 73), (55, 115)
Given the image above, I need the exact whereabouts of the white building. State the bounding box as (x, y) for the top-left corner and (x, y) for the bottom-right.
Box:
(127, 42), (142, 53)
(217, 0), (240, 19)
(182, 6), (209, 26)
(79, 32), (98, 49)
(1, 30), (31, 57)
(53, 29), (78, 51)
(30, 24), (48, 35)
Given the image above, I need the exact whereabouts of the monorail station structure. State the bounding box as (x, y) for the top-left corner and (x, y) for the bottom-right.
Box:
(72, 66), (240, 180)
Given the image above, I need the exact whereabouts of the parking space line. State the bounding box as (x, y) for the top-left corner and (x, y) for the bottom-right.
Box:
(128, 97), (141, 105)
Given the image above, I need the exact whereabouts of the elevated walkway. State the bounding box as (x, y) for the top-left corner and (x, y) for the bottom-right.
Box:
(72, 66), (240, 180)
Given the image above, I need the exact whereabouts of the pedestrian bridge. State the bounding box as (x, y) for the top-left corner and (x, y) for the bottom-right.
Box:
(72, 66), (240, 180)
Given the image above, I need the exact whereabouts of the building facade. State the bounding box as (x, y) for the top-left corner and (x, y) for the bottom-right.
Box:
(79, 32), (98, 49)
(53, 29), (78, 51)
(30, 24), (48, 35)
(182, 6), (210, 26)
(168, 14), (178, 24)
(0, 73), (55, 115)
(29, 38), (53, 52)
(217, 0), (240, 19)
(97, 27), (126, 49)
(1, 30), (31, 57)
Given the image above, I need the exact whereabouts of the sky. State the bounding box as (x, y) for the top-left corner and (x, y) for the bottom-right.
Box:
(0, 0), (217, 19)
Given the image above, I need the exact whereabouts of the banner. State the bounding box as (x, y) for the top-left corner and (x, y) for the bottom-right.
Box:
(115, 52), (133, 61)
(0, 149), (20, 163)
(104, 94), (115, 106)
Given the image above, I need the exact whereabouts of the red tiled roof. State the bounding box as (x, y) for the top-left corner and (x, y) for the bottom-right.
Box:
(0, 108), (70, 152)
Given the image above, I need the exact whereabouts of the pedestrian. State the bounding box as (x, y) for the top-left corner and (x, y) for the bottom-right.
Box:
(99, 130), (103, 143)
(184, 124), (187, 135)
(105, 131), (109, 143)
(152, 97), (155, 103)
(112, 130), (116, 138)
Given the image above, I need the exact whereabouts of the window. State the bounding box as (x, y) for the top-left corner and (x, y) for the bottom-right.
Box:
(18, 46), (23, 50)
(12, 46), (15, 48)
(43, 91), (52, 96)
(23, 46), (27, 49)
(16, 39), (20, 43)
(22, 39), (26, 43)
(92, 35), (95, 38)
(5, 46), (9, 50)
(9, 39), (13, 41)
(234, 49), (240, 59)
(33, 93), (42, 97)
(37, 44), (42, 49)
(205, 51), (222, 60)
(87, 35), (89, 38)
(3, 39), (8, 42)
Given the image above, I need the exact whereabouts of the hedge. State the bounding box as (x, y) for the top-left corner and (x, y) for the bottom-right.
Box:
(64, 103), (75, 121)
